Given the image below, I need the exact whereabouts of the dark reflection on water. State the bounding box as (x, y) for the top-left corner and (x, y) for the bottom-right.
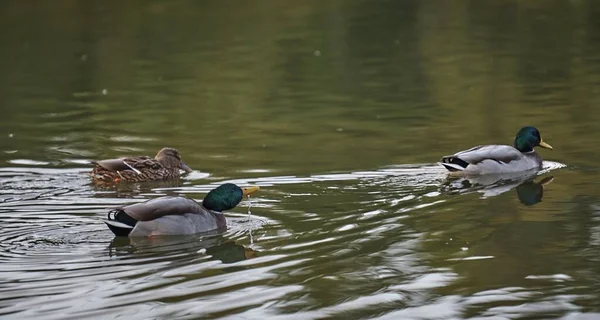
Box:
(441, 169), (558, 206)
(108, 234), (257, 264)
(2, 0), (600, 319)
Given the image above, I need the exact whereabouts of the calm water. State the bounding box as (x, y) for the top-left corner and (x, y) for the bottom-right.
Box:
(2, 1), (600, 319)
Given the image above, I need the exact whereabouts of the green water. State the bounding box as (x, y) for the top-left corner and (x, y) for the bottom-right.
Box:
(2, 1), (600, 319)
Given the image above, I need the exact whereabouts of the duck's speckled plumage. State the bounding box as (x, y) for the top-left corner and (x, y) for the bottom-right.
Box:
(440, 127), (553, 175)
(90, 147), (192, 183)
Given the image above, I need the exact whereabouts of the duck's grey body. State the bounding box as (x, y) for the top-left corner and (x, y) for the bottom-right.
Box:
(105, 196), (226, 237)
(441, 145), (543, 175)
(440, 127), (553, 176)
(130, 211), (225, 237)
(104, 183), (260, 238)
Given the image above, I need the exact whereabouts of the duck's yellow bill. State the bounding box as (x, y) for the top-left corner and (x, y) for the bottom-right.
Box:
(539, 140), (553, 150)
(242, 186), (260, 196)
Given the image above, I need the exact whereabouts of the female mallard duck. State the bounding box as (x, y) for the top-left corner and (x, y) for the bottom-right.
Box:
(90, 147), (192, 183)
(104, 183), (260, 237)
(440, 126), (553, 175)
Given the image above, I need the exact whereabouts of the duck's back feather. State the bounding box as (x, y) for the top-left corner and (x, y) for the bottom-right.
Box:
(121, 196), (205, 221)
(449, 145), (522, 164)
(91, 156), (178, 183)
(94, 156), (156, 172)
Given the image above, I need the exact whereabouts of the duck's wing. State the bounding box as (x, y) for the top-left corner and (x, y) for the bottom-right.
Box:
(120, 196), (204, 221)
(452, 145), (522, 164)
(94, 156), (156, 173)
(441, 145), (523, 172)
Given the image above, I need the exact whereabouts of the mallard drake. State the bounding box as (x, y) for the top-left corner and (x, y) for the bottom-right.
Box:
(441, 126), (553, 175)
(90, 147), (192, 183)
(104, 183), (260, 237)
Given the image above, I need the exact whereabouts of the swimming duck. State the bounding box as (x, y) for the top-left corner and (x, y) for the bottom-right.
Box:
(104, 183), (260, 237)
(440, 126), (553, 175)
(90, 147), (192, 183)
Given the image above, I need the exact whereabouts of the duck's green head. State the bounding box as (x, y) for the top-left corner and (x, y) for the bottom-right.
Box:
(513, 126), (553, 152)
(202, 183), (260, 212)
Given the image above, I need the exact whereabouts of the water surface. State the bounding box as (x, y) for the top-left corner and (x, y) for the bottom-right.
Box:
(2, 1), (600, 319)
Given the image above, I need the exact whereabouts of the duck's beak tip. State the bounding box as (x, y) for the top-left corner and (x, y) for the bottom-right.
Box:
(179, 162), (193, 173)
(539, 140), (553, 150)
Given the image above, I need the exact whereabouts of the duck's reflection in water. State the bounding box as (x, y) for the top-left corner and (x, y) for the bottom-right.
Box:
(515, 176), (554, 206)
(442, 170), (554, 206)
(108, 232), (257, 264)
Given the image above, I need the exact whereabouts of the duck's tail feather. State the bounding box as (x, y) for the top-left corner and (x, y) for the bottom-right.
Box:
(105, 220), (134, 236)
(441, 156), (469, 172)
(105, 209), (137, 236)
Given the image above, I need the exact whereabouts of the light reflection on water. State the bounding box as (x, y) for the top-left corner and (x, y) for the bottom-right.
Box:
(3, 0), (600, 318)
(0, 160), (580, 319)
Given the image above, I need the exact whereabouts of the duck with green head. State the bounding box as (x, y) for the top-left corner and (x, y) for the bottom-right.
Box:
(104, 183), (260, 237)
(440, 126), (553, 175)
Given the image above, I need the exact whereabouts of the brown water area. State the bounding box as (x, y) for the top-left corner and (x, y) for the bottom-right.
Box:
(1, 1), (600, 319)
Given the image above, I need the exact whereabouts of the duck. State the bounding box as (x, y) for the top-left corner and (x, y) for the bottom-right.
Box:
(90, 147), (192, 183)
(440, 126), (553, 175)
(104, 183), (260, 237)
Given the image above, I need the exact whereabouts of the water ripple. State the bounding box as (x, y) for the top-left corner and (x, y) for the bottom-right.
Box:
(0, 160), (584, 319)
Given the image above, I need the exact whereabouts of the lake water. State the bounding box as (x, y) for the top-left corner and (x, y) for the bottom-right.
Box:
(2, 1), (600, 319)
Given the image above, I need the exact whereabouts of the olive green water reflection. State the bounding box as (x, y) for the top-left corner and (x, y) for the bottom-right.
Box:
(2, 0), (600, 319)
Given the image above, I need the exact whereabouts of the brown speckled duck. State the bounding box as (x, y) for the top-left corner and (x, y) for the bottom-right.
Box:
(90, 147), (192, 183)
